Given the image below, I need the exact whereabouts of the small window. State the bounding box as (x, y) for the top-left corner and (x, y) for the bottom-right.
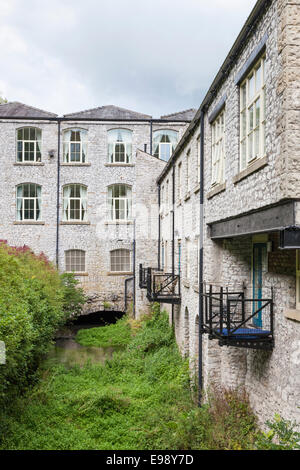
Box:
(108, 184), (132, 221)
(63, 184), (87, 221)
(297, 251), (300, 310)
(186, 150), (191, 192)
(17, 128), (42, 163)
(197, 136), (201, 184)
(65, 249), (86, 272)
(108, 129), (132, 163)
(110, 249), (132, 272)
(240, 55), (266, 171)
(16, 183), (41, 221)
(211, 110), (225, 186)
(178, 162), (182, 200)
(63, 129), (88, 163)
(153, 130), (178, 161)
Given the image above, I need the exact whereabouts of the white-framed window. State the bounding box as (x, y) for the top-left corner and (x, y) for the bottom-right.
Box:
(63, 184), (87, 221)
(240, 55), (266, 171)
(110, 249), (132, 272)
(63, 129), (88, 163)
(166, 180), (169, 211)
(17, 127), (42, 163)
(297, 250), (300, 310)
(16, 183), (42, 221)
(108, 129), (132, 164)
(108, 184), (132, 221)
(153, 130), (178, 162)
(186, 150), (191, 192)
(178, 162), (182, 200)
(185, 238), (190, 280)
(211, 110), (225, 186)
(65, 249), (86, 273)
(197, 136), (201, 184)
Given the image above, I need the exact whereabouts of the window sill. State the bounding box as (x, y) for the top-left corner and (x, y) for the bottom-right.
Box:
(61, 163), (91, 167)
(60, 221), (91, 225)
(284, 309), (300, 323)
(67, 272), (89, 277)
(107, 271), (133, 276)
(14, 162), (45, 166)
(184, 192), (191, 202)
(13, 221), (45, 225)
(206, 182), (226, 200)
(104, 163), (134, 167)
(105, 220), (133, 225)
(233, 156), (268, 184)
(194, 183), (200, 194)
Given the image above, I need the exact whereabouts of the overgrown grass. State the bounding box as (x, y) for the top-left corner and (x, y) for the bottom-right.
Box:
(76, 316), (131, 348)
(1, 305), (291, 450)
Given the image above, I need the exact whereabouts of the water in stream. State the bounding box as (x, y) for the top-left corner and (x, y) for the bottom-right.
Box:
(49, 311), (124, 368)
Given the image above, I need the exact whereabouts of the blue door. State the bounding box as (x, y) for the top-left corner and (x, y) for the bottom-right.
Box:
(252, 243), (267, 328)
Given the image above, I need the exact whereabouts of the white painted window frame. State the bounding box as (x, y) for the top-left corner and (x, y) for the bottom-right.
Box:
(65, 249), (86, 273)
(111, 141), (131, 164)
(108, 185), (132, 222)
(63, 184), (87, 222)
(110, 249), (132, 273)
(17, 128), (42, 163)
(178, 162), (182, 201)
(240, 55), (266, 171)
(16, 183), (42, 221)
(211, 110), (225, 186)
(197, 136), (201, 184)
(186, 150), (191, 192)
(63, 130), (88, 164)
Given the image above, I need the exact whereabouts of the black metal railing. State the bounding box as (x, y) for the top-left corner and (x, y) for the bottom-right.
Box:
(139, 264), (181, 304)
(202, 284), (274, 350)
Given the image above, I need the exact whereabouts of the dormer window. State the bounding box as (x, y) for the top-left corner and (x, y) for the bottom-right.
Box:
(17, 128), (41, 163)
(108, 129), (132, 164)
(63, 129), (88, 163)
(153, 130), (178, 161)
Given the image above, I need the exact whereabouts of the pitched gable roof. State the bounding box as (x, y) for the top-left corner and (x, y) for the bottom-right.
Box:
(160, 108), (197, 121)
(0, 102), (57, 118)
(64, 105), (152, 120)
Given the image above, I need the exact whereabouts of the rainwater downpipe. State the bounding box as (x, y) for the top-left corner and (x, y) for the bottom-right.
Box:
(171, 164), (175, 326)
(56, 120), (61, 268)
(198, 110), (205, 407)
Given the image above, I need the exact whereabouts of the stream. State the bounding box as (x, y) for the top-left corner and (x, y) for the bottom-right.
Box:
(48, 311), (124, 368)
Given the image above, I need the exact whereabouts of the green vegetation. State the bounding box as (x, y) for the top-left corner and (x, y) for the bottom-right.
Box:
(0, 242), (85, 407)
(0, 304), (262, 450)
(76, 316), (131, 348)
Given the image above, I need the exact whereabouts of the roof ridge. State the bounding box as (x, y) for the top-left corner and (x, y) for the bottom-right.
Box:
(161, 108), (197, 118)
(4, 101), (58, 116)
(64, 104), (152, 118)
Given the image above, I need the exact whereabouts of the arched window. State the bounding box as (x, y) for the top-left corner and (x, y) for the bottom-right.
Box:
(108, 184), (132, 221)
(63, 129), (88, 163)
(17, 127), (42, 162)
(110, 249), (132, 272)
(16, 183), (41, 221)
(153, 130), (178, 161)
(108, 129), (132, 163)
(63, 184), (87, 221)
(65, 249), (86, 273)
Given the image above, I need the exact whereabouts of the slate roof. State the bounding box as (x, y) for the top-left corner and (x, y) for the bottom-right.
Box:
(0, 101), (58, 118)
(64, 105), (152, 120)
(160, 108), (197, 121)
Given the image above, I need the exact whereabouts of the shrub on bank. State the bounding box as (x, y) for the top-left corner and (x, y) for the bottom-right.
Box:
(0, 243), (85, 405)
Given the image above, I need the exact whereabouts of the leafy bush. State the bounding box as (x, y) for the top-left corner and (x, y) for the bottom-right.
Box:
(255, 414), (300, 450)
(0, 243), (84, 406)
(60, 273), (86, 322)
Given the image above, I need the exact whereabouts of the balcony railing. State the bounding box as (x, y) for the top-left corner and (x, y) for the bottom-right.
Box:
(202, 284), (274, 350)
(139, 264), (181, 304)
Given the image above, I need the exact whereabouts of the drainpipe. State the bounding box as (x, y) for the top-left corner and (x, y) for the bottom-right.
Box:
(133, 219), (136, 319)
(198, 110), (205, 407)
(150, 120), (153, 155)
(158, 184), (161, 270)
(171, 164), (175, 326)
(56, 120), (61, 268)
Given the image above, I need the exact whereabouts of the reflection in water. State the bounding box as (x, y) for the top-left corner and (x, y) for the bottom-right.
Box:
(49, 326), (120, 368)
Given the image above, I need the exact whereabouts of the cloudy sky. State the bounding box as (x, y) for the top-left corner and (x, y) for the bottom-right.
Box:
(0, 0), (257, 117)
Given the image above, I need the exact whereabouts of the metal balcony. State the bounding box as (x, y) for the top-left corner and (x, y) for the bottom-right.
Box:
(202, 284), (274, 350)
(139, 264), (181, 304)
